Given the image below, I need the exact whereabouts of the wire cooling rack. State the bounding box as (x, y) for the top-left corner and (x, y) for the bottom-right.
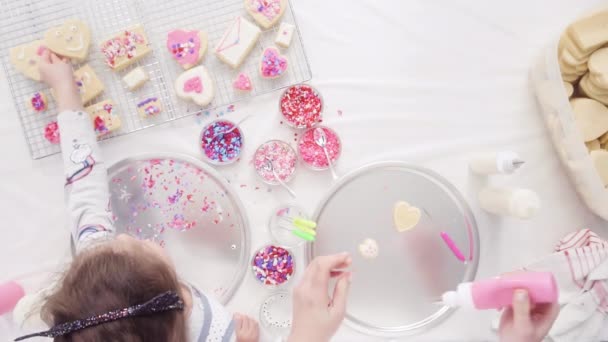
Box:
(0, 0), (312, 159)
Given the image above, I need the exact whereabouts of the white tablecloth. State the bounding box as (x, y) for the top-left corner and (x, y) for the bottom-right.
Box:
(2, 0), (608, 341)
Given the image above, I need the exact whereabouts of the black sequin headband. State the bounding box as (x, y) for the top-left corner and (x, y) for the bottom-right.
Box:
(14, 291), (184, 341)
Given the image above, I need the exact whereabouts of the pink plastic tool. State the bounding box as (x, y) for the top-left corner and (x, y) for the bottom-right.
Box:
(440, 231), (466, 263)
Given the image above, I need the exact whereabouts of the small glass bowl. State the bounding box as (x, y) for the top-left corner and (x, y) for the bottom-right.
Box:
(278, 84), (324, 129)
(269, 205), (309, 248)
(199, 119), (244, 165)
(253, 140), (297, 185)
(250, 244), (295, 288)
(259, 291), (293, 339)
(297, 126), (342, 171)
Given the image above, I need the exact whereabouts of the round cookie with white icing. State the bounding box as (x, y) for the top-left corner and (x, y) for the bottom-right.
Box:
(9, 40), (46, 81)
(166, 29), (208, 70)
(244, 0), (287, 29)
(570, 98), (608, 142)
(358, 238), (379, 259)
(43, 19), (91, 61)
(175, 65), (215, 106)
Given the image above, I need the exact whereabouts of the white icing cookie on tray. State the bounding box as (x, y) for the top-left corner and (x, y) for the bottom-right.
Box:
(358, 238), (379, 259)
(122, 67), (149, 91)
(214, 16), (261, 69)
(136, 97), (162, 118)
(43, 19), (91, 61)
(100, 25), (152, 71)
(570, 98), (608, 142)
(85, 100), (121, 137)
(175, 65), (215, 106)
(9, 40), (47, 81)
(259, 47), (288, 79)
(244, 0), (287, 29)
(275, 22), (295, 48)
(167, 29), (207, 69)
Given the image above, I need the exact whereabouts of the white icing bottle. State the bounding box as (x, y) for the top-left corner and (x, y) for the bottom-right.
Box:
(469, 151), (524, 175)
(478, 187), (540, 219)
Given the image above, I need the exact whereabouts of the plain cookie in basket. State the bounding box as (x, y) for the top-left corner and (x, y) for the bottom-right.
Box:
(586, 139), (601, 152)
(570, 97), (608, 142)
(567, 10), (608, 52)
(214, 16), (261, 69)
(166, 29), (207, 69)
(9, 40), (47, 81)
(175, 65), (215, 106)
(590, 150), (608, 186)
(100, 25), (152, 71)
(578, 75), (608, 105)
(563, 82), (574, 98)
(244, 0), (287, 29)
(43, 19), (91, 61)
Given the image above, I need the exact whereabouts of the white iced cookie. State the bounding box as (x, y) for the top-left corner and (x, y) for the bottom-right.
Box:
(9, 40), (46, 81)
(393, 201), (421, 232)
(244, 0), (287, 29)
(570, 98), (608, 142)
(275, 22), (295, 48)
(358, 238), (379, 259)
(167, 29), (207, 69)
(44, 19), (91, 61)
(586, 139), (601, 152)
(101, 25), (152, 71)
(122, 67), (149, 91)
(214, 16), (261, 69)
(563, 82), (574, 98)
(175, 65), (215, 106)
(136, 97), (162, 118)
(85, 100), (122, 137)
(590, 150), (608, 186)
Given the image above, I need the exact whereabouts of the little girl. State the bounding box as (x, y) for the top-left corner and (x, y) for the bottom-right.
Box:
(14, 50), (259, 342)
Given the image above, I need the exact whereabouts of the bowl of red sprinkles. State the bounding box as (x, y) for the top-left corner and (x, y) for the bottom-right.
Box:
(251, 245), (295, 287)
(200, 119), (243, 165)
(279, 84), (323, 129)
(297, 126), (342, 170)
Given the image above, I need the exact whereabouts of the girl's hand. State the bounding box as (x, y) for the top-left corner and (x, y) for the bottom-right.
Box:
(288, 253), (352, 342)
(499, 289), (560, 342)
(39, 50), (81, 111)
(233, 313), (259, 342)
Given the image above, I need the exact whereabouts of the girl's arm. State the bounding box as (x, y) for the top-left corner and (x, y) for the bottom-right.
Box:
(39, 51), (115, 251)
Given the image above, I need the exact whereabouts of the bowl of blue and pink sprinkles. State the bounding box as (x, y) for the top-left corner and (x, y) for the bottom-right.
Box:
(200, 119), (243, 165)
(251, 245), (295, 287)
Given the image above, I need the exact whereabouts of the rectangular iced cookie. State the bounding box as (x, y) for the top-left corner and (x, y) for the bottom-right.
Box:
(85, 99), (121, 137)
(101, 25), (152, 71)
(136, 97), (162, 118)
(214, 16), (261, 68)
(275, 22), (295, 48)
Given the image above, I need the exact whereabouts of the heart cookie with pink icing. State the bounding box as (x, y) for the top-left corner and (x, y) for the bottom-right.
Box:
(259, 47), (288, 79)
(175, 65), (215, 106)
(244, 0), (287, 29)
(166, 29), (208, 69)
(233, 72), (252, 91)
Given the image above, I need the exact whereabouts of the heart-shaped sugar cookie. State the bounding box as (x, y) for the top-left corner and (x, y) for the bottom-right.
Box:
(393, 201), (421, 232)
(44, 19), (91, 60)
(244, 0), (287, 29)
(175, 65), (215, 106)
(259, 47), (288, 79)
(233, 72), (252, 91)
(167, 29), (208, 69)
(9, 40), (46, 81)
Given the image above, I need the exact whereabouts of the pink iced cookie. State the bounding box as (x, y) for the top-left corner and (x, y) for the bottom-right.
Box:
(166, 29), (207, 69)
(44, 121), (60, 144)
(259, 47), (288, 79)
(233, 72), (252, 91)
(244, 0), (288, 29)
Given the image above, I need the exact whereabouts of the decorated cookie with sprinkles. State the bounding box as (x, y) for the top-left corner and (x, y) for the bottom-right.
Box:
(28, 91), (48, 112)
(254, 140), (297, 184)
(244, 0), (288, 29)
(166, 29), (207, 69)
(298, 126), (341, 170)
(100, 25), (152, 71)
(44, 121), (60, 144)
(136, 97), (162, 118)
(279, 84), (323, 128)
(233, 72), (253, 91)
(43, 19), (91, 61)
(259, 47), (288, 79)
(200, 119), (243, 165)
(175, 65), (215, 106)
(251, 245), (294, 287)
(358, 238), (379, 259)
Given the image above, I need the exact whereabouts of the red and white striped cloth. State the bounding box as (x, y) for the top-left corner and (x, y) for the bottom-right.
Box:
(523, 229), (608, 341)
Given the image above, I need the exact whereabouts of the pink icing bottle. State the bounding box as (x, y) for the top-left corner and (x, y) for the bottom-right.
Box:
(441, 272), (558, 309)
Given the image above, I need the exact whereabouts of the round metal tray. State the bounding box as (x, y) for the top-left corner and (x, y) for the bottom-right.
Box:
(108, 153), (250, 304)
(306, 162), (479, 337)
